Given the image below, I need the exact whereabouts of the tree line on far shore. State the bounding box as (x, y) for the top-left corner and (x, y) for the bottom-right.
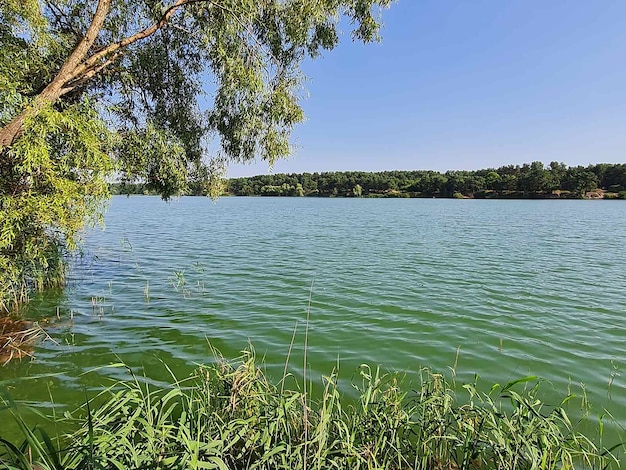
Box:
(111, 162), (626, 199)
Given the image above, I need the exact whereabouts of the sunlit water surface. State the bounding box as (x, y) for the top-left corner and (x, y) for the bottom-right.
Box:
(2, 196), (626, 441)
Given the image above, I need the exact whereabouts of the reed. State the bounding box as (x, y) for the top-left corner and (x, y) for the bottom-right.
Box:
(0, 346), (622, 469)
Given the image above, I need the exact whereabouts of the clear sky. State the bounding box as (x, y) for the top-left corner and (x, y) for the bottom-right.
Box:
(227, 0), (626, 177)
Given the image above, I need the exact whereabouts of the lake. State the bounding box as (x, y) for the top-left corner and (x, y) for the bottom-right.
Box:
(2, 196), (626, 439)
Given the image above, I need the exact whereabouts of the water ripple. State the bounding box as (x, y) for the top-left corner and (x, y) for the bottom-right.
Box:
(3, 197), (626, 435)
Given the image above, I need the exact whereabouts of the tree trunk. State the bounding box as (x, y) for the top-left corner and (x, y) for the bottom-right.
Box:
(0, 0), (113, 154)
(0, 111), (27, 150)
(0, 89), (64, 150)
(0, 0), (188, 155)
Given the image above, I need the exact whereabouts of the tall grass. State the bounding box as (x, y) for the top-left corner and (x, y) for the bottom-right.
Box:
(0, 347), (622, 469)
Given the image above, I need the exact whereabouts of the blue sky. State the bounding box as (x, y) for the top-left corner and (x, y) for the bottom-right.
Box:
(227, 0), (626, 177)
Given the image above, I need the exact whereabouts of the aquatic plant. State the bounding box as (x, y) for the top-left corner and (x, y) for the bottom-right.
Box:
(0, 347), (621, 469)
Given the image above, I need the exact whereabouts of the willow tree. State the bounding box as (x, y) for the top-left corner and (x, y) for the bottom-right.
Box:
(0, 0), (393, 311)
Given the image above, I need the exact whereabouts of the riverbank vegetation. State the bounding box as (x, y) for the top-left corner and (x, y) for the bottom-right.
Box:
(0, 348), (622, 469)
(110, 161), (626, 199)
(224, 162), (626, 199)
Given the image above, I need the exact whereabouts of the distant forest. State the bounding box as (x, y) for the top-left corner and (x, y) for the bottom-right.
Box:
(111, 162), (626, 199)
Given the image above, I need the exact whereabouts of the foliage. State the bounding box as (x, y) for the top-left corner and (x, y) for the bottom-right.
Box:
(0, 348), (621, 469)
(223, 162), (626, 198)
(0, 0), (393, 311)
(0, 101), (112, 311)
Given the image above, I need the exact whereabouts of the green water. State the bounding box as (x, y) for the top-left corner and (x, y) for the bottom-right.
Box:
(2, 196), (626, 438)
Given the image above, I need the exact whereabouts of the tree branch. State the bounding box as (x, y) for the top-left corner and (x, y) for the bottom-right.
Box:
(45, 1), (85, 43)
(0, 0), (111, 149)
(69, 0), (191, 83)
(62, 50), (125, 95)
(71, 0), (280, 83)
(0, 0), (280, 150)
(55, 0), (113, 84)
